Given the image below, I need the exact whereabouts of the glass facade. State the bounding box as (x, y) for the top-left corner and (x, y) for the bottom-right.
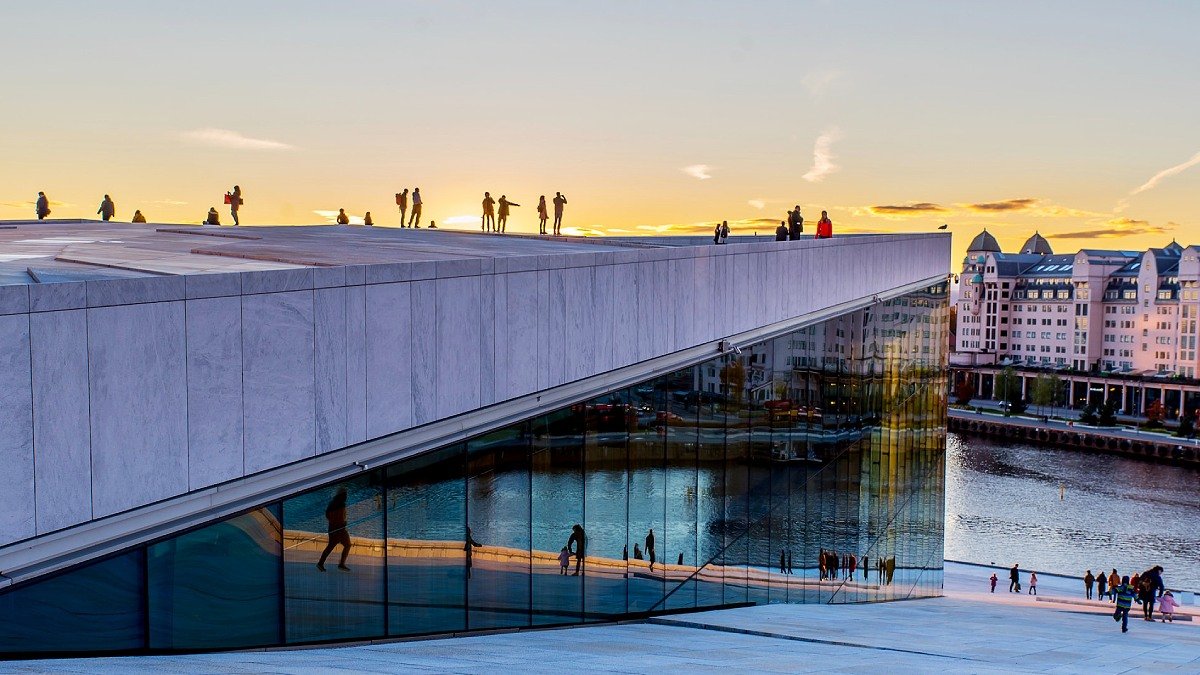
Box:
(0, 284), (948, 657)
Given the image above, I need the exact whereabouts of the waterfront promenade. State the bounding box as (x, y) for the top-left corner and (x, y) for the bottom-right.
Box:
(11, 561), (1195, 673)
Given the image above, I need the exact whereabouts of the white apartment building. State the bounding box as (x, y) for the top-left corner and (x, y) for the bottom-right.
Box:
(953, 229), (1200, 378)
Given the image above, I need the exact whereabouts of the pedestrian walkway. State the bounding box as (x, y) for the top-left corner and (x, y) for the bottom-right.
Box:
(9, 562), (1196, 673)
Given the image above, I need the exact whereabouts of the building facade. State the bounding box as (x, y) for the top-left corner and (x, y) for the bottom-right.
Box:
(0, 222), (949, 657)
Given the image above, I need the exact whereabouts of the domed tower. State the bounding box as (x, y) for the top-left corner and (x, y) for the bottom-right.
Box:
(967, 229), (1001, 255)
(1020, 231), (1053, 255)
(964, 230), (999, 317)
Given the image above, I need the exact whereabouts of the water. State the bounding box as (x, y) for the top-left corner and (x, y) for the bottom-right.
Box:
(945, 432), (1200, 591)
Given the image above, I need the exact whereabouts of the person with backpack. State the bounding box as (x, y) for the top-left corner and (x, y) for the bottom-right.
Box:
(1138, 566), (1165, 621)
(1113, 576), (1136, 633)
(396, 188), (408, 226)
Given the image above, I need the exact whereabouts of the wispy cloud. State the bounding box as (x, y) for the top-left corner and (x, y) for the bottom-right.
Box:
(1131, 150), (1200, 196)
(868, 202), (946, 216)
(0, 199), (71, 208)
(313, 209), (363, 225)
(1055, 217), (1174, 240)
(961, 198), (1038, 212)
(681, 164), (713, 180)
(747, 199), (766, 210)
(183, 128), (296, 151)
(802, 127), (842, 183)
(801, 69), (842, 97)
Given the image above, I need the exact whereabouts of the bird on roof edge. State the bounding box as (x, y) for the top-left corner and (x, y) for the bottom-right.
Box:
(938, 224), (949, 230)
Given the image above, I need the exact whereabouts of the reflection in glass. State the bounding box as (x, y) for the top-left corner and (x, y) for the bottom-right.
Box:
(467, 425), (531, 629)
(531, 406), (585, 625)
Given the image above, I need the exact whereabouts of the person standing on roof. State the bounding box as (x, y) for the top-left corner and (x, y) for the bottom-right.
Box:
(481, 192), (496, 232)
(97, 194), (115, 221)
(497, 195), (518, 233)
(408, 187), (423, 227)
(816, 210), (833, 239)
(552, 191), (567, 235)
(229, 185), (243, 226)
(35, 192), (50, 220)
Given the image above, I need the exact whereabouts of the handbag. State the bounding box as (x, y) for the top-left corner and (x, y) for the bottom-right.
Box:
(224, 193), (232, 205)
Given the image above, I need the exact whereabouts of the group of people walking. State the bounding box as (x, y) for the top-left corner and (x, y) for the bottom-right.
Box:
(996, 564), (1179, 634)
(816, 549), (897, 585)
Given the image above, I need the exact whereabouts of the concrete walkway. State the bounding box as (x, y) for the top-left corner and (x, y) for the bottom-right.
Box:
(6, 563), (1197, 674)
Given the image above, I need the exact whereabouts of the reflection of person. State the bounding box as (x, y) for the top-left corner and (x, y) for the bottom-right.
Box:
(788, 550), (794, 575)
(567, 524), (586, 576)
(646, 529), (656, 571)
(558, 547), (571, 575)
(780, 550), (786, 573)
(316, 487), (351, 572)
(885, 556), (895, 585)
(465, 526), (482, 579)
(623, 544), (628, 561)
(633, 543), (643, 560)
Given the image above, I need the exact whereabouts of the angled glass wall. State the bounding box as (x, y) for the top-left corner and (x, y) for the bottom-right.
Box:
(0, 283), (948, 657)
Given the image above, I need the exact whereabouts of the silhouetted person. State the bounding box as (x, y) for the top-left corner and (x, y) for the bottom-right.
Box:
(646, 529), (656, 571)
(205, 207), (221, 225)
(35, 192), (50, 220)
(408, 187), (422, 227)
(1085, 570), (1095, 600)
(316, 487), (351, 572)
(1097, 568), (1107, 599)
(97, 195), (115, 221)
(537, 195), (548, 234)
(497, 195), (518, 233)
(1113, 576), (1135, 632)
(465, 526), (482, 579)
(131, 210), (146, 223)
(1139, 565), (1165, 621)
(633, 543), (643, 560)
(1009, 563), (1020, 593)
(713, 222), (721, 245)
(788, 206), (803, 239)
(885, 556), (895, 585)
(677, 552), (683, 566)
(336, 208), (350, 225)
(396, 189), (409, 226)
(428, 220), (437, 229)
(780, 550), (787, 573)
(719, 220), (730, 243)
(364, 212), (374, 227)
(229, 185), (243, 226)
(775, 221), (788, 241)
(861, 555), (867, 580)
(623, 544), (629, 561)
(567, 524), (587, 576)
(552, 192), (567, 235)
(816, 210), (832, 239)
(481, 192), (495, 232)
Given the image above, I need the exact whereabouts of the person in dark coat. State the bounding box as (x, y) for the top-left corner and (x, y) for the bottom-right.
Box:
(1009, 563), (1020, 593)
(97, 195), (115, 221)
(205, 207), (220, 225)
(35, 192), (50, 220)
(1085, 570), (1095, 599)
(567, 524), (586, 576)
(775, 221), (788, 241)
(464, 526), (482, 579)
(1096, 568), (1107, 599)
(646, 529), (656, 571)
(788, 206), (803, 239)
(316, 487), (351, 572)
(131, 210), (146, 223)
(229, 185), (243, 225)
(1138, 566), (1165, 621)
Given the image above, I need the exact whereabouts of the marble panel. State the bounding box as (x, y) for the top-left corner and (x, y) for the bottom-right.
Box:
(364, 263), (409, 285)
(86, 276), (185, 308)
(315, 287), (349, 454)
(591, 264), (616, 374)
(491, 274), (510, 401)
(435, 258), (482, 279)
(28, 310), (91, 533)
(185, 296), (245, 489)
(241, 291), (316, 474)
(88, 301), (189, 517)
(503, 271), (539, 400)
(313, 265), (347, 289)
(240, 268), (314, 295)
(0, 314), (34, 543)
(184, 272), (241, 300)
(544, 269), (567, 388)
(0, 284), (29, 316)
(691, 255), (714, 345)
(536, 270), (552, 390)
(562, 266), (595, 383)
(610, 263), (639, 368)
(436, 276), (482, 418)
(409, 280), (437, 425)
(365, 282), (412, 438)
(28, 281), (86, 313)
(478, 274), (496, 406)
(345, 285), (367, 444)
(635, 262), (659, 362)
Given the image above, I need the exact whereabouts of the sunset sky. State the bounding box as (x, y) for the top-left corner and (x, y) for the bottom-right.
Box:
(2, 1), (1198, 263)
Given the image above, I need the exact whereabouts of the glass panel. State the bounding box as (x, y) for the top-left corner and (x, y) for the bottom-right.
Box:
(0, 550), (144, 654)
(722, 354), (750, 606)
(467, 424), (531, 630)
(627, 383), (665, 613)
(148, 506), (282, 650)
(283, 473), (385, 643)
(531, 405), (585, 626)
(695, 361), (727, 608)
(583, 389), (629, 621)
(387, 443), (466, 636)
(663, 368), (699, 611)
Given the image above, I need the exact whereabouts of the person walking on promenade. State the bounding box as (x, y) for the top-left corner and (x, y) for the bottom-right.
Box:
(780, 550), (787, 574)
(788, 206), (803, 240)
(335, 208), (350, 225)
(1028, 571), (1038, 595)
(396, 189), (409, 226)
(646, 529), (656, 572)
(567, 524), (586, 576)
(1009, 563), (1020, 593)
(552, 191), (567, 235)
(1138, 565), (1165, 621)
(558, 546), (571, 575)
(816, 210), (833, 239)
(537, 195), (549, 234)
(775, 220), (788, 241)
(316, 487), (351, 572)
(228, 185), (243, 226)
(990, 573), (998, 593)
(1096, 567), (1107, 600)
(97, 194), (115, 221)
(35, 192), (50, 220)
(408, 187), (422, 227)
(1159, 590), (1178, 622)
(481, 192), (495, 232)
(497, 195), (518, 233)
(1085, 570), (1095, 599)
(1108, 569), (1120, 602)
(1130, 572), (1141, 599)
(849, 553), (858, 580)
(132, 209), (146, 223)
(1113, 576), (1136, 633)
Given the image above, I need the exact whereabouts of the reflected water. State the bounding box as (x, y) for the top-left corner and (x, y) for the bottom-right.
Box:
(945, 432), (1200, 590)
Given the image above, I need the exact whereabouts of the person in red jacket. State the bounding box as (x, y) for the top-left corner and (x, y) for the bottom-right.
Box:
(816, 210), (833, 239)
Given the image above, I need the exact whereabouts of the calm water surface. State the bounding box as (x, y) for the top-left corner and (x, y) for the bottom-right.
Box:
(945, 432), (1200, 590)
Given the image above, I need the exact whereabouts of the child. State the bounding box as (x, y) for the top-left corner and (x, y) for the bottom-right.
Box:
(990, 573), (998, 593)
(558, 546), (570, 575)
(1159, 591), (1177, 622)
(1028, 571), (1038, 596)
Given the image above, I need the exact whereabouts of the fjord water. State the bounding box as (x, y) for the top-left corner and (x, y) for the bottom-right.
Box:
(945, 432), (1200, 590)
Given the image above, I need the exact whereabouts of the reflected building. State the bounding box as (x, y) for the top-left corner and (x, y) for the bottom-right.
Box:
(0, 223), (949, 656)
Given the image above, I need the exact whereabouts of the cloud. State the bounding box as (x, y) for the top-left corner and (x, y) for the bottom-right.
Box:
(961, 198), (1038, 212)
(182, 128), (296, 151)
(747, 199), (766, 210)
(1054, 217), (1174, 240)
(313, 209), (363, 225)
(681, 164), (713, 180)
(868, 202), (946, 216)
(1131, 150), (1200, 196)
(801, 69), (842, 97)
(0, 199), (71, 208)
(561, 226), (605, 237)
(802, 127), (842, 182)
